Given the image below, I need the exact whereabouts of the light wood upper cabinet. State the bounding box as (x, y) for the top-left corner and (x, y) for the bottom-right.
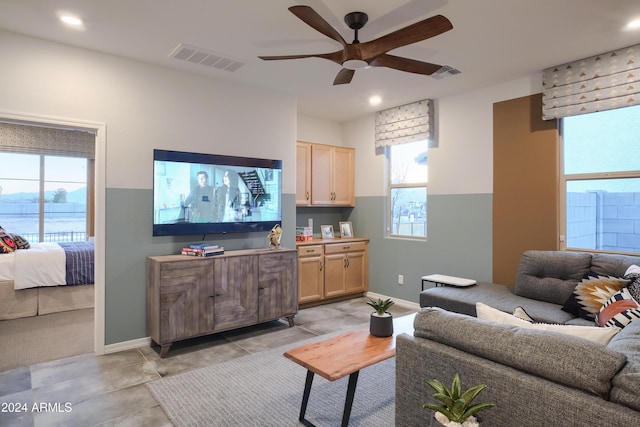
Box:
(296, 142), (312, 205)
(296, 141), (355, 207)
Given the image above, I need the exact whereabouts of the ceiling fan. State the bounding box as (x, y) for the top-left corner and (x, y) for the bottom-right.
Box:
(259, 5), (454, 85)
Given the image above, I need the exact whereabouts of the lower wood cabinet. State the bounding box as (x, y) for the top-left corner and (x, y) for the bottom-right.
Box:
(297, 238), (368, 306)
(147, 248), (297, 357)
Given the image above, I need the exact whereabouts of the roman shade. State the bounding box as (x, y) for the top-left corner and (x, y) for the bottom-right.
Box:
(542, 43), (640, 120)
(0, 121), (95, 158)
(375, 99), (434, 148)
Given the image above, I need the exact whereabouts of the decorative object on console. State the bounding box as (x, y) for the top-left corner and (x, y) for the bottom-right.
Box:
(423, 372), (494, 427)
(267, 224), (282, 250)
(339, 221), (353, 238)
(367, 297), (394, 337)
(320, 224), (334, 239)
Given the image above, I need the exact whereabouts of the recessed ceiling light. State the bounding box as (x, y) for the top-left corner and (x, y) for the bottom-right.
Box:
(59, 13), (84, 29)
(626, 18), (640, 29)
(369, 96), (382, 106)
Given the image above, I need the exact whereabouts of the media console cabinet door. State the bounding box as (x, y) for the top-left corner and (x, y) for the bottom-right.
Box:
(149, 257), (214, 343)
(258, 251), (298, 322)
(212, 255), (259, 331)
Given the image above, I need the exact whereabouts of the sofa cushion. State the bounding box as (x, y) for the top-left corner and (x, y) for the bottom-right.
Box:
(514, 250), (592, 305)
(420, 282), (575, 324)
(607, 319), (640, 411)
(591, 253), (640, 277)
(414, 307), (627, 398)
(476, 302), (620, 345)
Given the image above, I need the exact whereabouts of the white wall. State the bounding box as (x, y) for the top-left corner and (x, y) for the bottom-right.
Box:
(344, 74), (543, 197)
(0, 29), (297, 193)
(297, 113), (343, 146)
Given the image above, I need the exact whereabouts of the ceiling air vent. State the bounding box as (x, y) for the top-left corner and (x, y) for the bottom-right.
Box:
(431, 65), (461, 80)
(169, 43), (245, 72)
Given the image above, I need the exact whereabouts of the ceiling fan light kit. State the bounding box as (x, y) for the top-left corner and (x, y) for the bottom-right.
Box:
(259, 5), (456, 85)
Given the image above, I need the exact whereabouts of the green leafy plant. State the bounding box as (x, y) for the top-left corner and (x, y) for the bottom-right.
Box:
(366, 298), (395, 316)
(423, 373), (495, 424)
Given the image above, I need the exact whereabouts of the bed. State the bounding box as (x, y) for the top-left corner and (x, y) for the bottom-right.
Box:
(0, 241), (95, 320)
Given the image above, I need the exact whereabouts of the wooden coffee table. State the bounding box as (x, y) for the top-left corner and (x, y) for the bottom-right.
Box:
(284, 313), (416, 427)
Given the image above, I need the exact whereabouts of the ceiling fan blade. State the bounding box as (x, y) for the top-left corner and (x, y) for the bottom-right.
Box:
(369, 54), (443, 75)
(359, 15), (453, 60)
(288, 5), (348, 48)
(333, 68), (355, 85)
(259, 50), (345, 64)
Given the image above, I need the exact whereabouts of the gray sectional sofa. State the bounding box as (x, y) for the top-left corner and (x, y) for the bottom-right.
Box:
(396, 250), (640, 426)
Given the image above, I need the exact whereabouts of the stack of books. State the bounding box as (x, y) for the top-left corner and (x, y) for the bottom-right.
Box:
(296, 226), (313, 241)
(181, 243), (224, 257)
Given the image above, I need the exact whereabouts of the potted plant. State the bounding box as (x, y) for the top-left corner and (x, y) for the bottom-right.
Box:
(366, 297), (395, 337)
(423, 373), (495, 427)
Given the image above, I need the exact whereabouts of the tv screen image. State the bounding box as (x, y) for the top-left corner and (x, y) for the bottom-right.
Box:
(153, 149), (282, 236)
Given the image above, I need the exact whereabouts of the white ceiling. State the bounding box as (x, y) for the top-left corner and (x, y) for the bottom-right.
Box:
(1, 0), (639, 122)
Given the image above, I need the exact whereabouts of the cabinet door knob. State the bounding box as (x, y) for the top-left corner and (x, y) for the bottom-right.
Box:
(320, 261), (323, 271)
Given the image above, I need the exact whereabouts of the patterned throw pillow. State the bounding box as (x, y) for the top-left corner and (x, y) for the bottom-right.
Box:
(513, 306), (536, 322)
(9, 234), (30, 250)
(598, 288), (640, 328)
(562, 271), (630, 320)
(0, 226), (16, 253)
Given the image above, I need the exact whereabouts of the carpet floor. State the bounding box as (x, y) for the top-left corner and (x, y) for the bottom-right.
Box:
(0, 308), (94, 372)
(147, 334), (396, 427)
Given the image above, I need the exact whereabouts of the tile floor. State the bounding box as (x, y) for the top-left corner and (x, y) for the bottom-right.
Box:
(0, 297), (417, 426)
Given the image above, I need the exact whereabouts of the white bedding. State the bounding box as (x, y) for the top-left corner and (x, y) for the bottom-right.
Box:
(12, 243), (67, 290)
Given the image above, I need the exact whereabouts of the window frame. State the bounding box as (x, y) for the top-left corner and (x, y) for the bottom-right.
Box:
(0, 151), (93, 242)
(385, 141), (428, 240)
(559, 112), (640, 254)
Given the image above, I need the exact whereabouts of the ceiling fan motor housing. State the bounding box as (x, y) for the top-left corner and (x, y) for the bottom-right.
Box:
(344, 12), (368, 30)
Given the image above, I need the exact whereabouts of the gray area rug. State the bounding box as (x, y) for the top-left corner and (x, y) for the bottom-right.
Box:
(0, 308), (94, 372)
(147, 336), (395, 427)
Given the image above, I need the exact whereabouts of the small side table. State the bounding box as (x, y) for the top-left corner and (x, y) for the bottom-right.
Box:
(421, 274), (476, 291)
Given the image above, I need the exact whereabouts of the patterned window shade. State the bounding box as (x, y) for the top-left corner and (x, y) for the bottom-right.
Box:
(542, 43), (640, 120)
(0, 122), (95, 158)
(375, 99), (434, 148)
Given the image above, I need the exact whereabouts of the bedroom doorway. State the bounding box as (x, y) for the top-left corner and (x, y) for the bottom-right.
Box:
(0, 111), (106, 357)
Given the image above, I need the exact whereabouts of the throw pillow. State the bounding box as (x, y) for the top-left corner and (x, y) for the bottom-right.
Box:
(476, 302), (620, 345)
(513, 306), (535, 322)
(0, 226), (16, 253)
(561, 271), (629, 320)
(598, 288), (640, 328)
(9, 234), (30, 250)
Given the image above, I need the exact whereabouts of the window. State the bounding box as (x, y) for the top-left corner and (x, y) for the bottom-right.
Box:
(561, 104), (640, 253)
(387, 140), (428, 238)
(0, 152), (89, 242)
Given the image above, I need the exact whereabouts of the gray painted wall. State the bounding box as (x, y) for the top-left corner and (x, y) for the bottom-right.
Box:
(294, 193), (493, 304)
(105, 189), (296, 344)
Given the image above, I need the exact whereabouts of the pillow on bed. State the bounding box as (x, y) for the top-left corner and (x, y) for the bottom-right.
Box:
(0, 227), (16, 253)
(9, 234), (30, 249)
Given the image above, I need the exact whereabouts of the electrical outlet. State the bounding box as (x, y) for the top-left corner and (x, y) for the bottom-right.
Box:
(398, 274), (404, 285)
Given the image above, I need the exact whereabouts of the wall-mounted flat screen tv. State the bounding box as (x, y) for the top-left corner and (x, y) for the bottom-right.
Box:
(153, 149), (282, 236)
